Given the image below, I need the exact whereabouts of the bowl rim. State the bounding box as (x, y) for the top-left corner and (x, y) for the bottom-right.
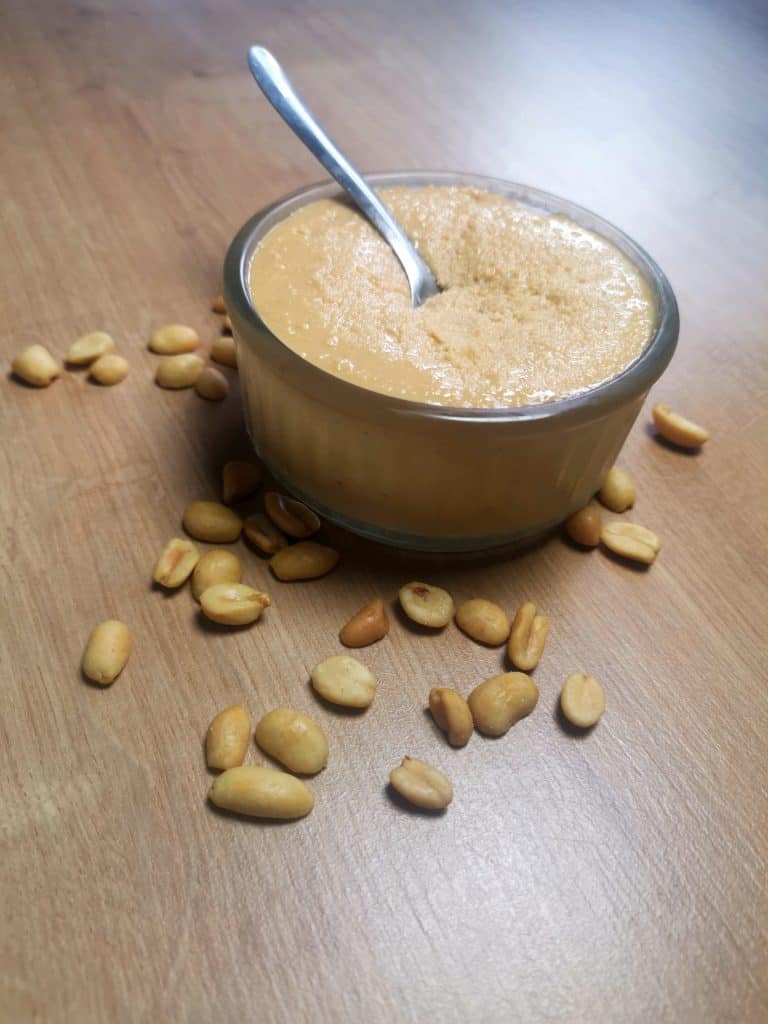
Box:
(224, 170), (679, 424)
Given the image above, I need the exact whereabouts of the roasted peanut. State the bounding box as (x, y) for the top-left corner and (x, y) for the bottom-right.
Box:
(339, 599), (389, 647)
(255, 708), (328, 775)
(508, 602), (549, 671)
(389, 757), (453, 810)
(264, 492), (320, 538)
(428, 688), (473, 747)
(183, 500), (242, 543)
(222, 314), (233, 333)
(560, 672), (605, 728)
(468, 672), (539, 736)
(455, 598), (510, 646)
(399, 581), (454, 628)
(211, 295), (227, 315)
(12, 344), (61, 387)
(155, 353), (204, 389)
(200, 583), (270, 625)
(600, 521), (660, 565)
(270, 541), (339, 581)
(206, 704), (251, 770)
(243, 513), (288, 555)
(598, 466), (636, 513)
(89, 353), (129, 385)
(149, 324), (199, 354)
(652, 403), (709, 449)
(211, 335), (237, 368)
(82, 619), (132, 686)
(195, 365), (228, 401)
(310, 655), (377, 708)
(221, 460), (262, 504)
(565, 504), (602, 546)
(208, 765), (314, 819)
(153, 537), (200, 588)
(65, 330), (114, 365)
(191, 549), (242, 601)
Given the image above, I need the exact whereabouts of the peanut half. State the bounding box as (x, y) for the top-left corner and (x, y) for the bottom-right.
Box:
(565, 504), (602, 547)
(310, 654), (377, 708)
(149, 324), (199, 354)
(65, 330), (114, 365)
(600, 521), (661, 565)
(222, 460), (262, 505)
(211, 295), (227, 314)
(255, 708), (328, 775)
(195, 366), (228, 401)
(206, 704), (252, 770)
(153, 537), (200, 588)
(208, 765), (314, 819)
(90, 353), (129, 386)
(389, 757), (453, 810)
(508, 602), (549, 671)
(598, 466), (636, 513)
(399, 582), (454, 628)
(428, 688), (473, 747)
(652, 403), (709, 449)
(155, 353), (204, 389)
(264, 492), (320, 538)
(82, 619), (132, 686)
(339, 598), (389, 647)
(211, 335), (237, 369)
(12, 344), (61, 387)
(200, 583), (270, 626)
(270, 541), (339, 581)
(222, 314), (233, 333)
(468, 672), (539, 737)
(244, 513), (288, 555)
(560, 672), (605, 728)
(455, 598), (510, 646)
(183, 500), (242, 543)
(191, 549), (242, 601)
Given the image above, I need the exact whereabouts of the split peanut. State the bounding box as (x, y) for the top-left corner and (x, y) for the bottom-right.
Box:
(508, 602), (549, 671)
(211, 335), (237, 368)
(264, 492), (320, 538)
(206, 704), (251, 770)
(155, 353), (204, 389)
(255, 708), (328, 775)
(90, 353), (129, 386)
(600, 521), (661, 564)
(243, 513), (288, 555)
(222, 460), (262, 504)
(560, 672), (605, 728)
(153, 537), (200, 588)
(208, 765), (314, 819)
(389, 757), (453, 810)
(652, 403), (709, 449)
(428, 688), (473, 747)
(66, 331), (114, 365)
(191, 549), (242, 601)
(12, 344), (61, 387)
(199, 583), (270, 625)
(82, 619), (132, 686)
(149, 324), (199, 354)
(195, 366), (228, 401)
(310, 654), (377, 708)
(565, 504), (602, 546)
(468, 672), (539, 736)
(270, 541), (339, 581)
(455, 598), (510, 646)
(598, 466), (636, 513)
(339, 598), (389, 647)
(183, 500), (242, 543)
(399, 582), (454, 628)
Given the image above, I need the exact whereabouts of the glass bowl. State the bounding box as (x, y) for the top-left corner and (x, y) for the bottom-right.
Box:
(224, 171), (678, 552)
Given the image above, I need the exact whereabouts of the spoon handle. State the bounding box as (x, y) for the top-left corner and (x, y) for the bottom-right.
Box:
(247, 46), (438, 307)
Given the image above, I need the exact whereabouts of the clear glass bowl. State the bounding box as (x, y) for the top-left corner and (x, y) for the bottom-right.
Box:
(224, 171), (678, 552)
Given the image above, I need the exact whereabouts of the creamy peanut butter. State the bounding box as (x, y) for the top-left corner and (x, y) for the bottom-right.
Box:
(248, 186), (654, 409)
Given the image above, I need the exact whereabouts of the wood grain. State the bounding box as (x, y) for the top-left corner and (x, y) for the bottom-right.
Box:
(1, 1), (767, 1021)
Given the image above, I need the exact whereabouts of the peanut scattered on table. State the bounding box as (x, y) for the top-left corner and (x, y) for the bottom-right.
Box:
(183, 500), (242, 543)
(389, 757), (453, 810)
(66, 331), (114, 365)
(200, 583), (270, 625)
(560, 672), (605, 728)
(195, 366), (228, 401)
(222, 460), (262, 504)
(455, 598), (510, 646)
(82, 619), (132, 686)
(264, 492), (320, 538)
(191, 549), (242, 601)
(600, 521), (661, 564)
(270, 541), (339, 581)
(208, 765), (314, 819)
(468, 672), (539, 736)
(428, 688), (473, 747)
(12, 344), (61, 387)
(155, 353), (205, 389)
(339, 598), (389, 647)
(149, 324), (199, 354)
(652, 403), (709, 449)
(153, 537), (200, 588)
(243, 513), (288, 555)
(565, 504), (602, 546)
(255, 708), (328, 775)
(399, 581), (454, 628)
(598, 466), (636, 513)
(211, 335), (237, 368)
(508, 602), (549, 671)
(90, 353), (129, 386)
(206, 704), (252, 770)
(311, 654), (377, 708)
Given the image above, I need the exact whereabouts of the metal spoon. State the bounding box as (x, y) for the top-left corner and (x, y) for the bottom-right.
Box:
(247, 46), (440, 308)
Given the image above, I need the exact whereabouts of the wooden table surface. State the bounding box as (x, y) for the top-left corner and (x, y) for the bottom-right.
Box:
(2, 1), (766, 1021)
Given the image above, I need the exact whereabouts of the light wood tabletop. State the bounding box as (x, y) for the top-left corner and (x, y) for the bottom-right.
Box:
(2, 1), (766, 1021)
